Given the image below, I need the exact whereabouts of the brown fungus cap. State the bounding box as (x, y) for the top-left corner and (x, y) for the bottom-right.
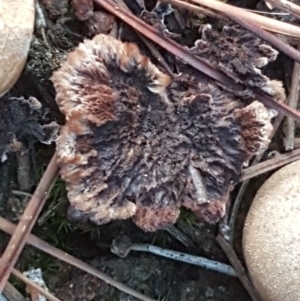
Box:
(243, 159), (300, 301)
(189, 24), (285, 102)
(71, 0), (94, 21)
(52, 33), (276, 232)
(0, 0), (35, 97)
(40, 0), (68, 20)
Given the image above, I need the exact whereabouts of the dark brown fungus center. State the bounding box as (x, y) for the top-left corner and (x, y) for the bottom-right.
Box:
(51, 33), (279, 232)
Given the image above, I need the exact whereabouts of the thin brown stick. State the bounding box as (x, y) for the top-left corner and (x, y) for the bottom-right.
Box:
(240, 148), (300, 181)
(3, 282), (27, 301)
(141, 37), (175, 76)
(133, 0), (144, 9)
(243, 9), (289, 16)
(173, 8), (188, 30)
(285, 43), (300, 150)
(0, 153), (59, 292)
(216, 235), (262, 301)
(165, 226), (195, 248)
(96, 0), (300, 122)
(171, 0), (300, 38)
(11, 268), (61, 301)
(0, 217), (156, 301)
(265, 0), (300, 19)
(188, 3), (228, 21)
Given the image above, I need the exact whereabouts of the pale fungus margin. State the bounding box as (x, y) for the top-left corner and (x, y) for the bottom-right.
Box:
(243, 159), (300, 301)
(0, 0), (35, 97)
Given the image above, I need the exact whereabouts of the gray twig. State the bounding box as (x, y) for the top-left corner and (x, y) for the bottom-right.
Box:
(111, 236), (236, 277)
(165, 226), (195, 248)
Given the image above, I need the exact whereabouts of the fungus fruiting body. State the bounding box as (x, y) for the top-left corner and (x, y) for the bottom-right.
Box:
(71, 0), (94, 21)
(85, 11), (115, 37)
(40, 0), (68, 20)
(0, 0), (35, 97)
(192, 25), (285, 101)
(52, 33), (278, 232)
(243, 159), (300, 301)
(0, 96), (59, 162)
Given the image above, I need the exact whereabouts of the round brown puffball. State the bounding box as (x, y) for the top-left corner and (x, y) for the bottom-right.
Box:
(0, 0), (35, 97)
(243, 159), (300, 301)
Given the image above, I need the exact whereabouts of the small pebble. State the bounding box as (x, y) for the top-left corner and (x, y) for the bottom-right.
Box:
(205, 287), (214, 298)
(218, 286), (226, 292)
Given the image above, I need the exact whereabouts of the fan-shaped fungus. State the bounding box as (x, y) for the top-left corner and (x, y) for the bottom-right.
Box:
(52, 33), (278, 231)
(243, 159), (300, 301)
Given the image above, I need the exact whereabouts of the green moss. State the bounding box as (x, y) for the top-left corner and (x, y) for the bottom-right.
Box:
(33, 169), (74, 251)
(81, 225), (101, 240)
(151, 231), (170, 247)
(9, 275), (25, 293)
(178, 208), (197, 230)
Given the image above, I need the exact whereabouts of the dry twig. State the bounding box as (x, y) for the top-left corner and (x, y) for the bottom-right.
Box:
(265, 0), (300, 19)
(111, 236), (236, 276)
(216, 235), (261, 301)
(11, 268), (61, 301)
(285, 43), (300, 150)
(0, 153), (59, 292)
(3, 282), (27, 301)
(240, 148), (300, 181)
(165, 226), (195, 248)
(0, 217), (156, 301)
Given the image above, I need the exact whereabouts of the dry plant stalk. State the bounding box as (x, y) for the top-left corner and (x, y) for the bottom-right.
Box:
(265, 0), (300, 19)
(240, 148), (300, 181)
(160, 0), (300, 38)
(216, 235), (261, 301)
(0, 217), (156, 301)
(0, 153), (59, 292)
(3, 282), (27, 301)
(187, 3), (227, 20)
(11, 269), (61, 301)
(284, 43), (300, 150)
